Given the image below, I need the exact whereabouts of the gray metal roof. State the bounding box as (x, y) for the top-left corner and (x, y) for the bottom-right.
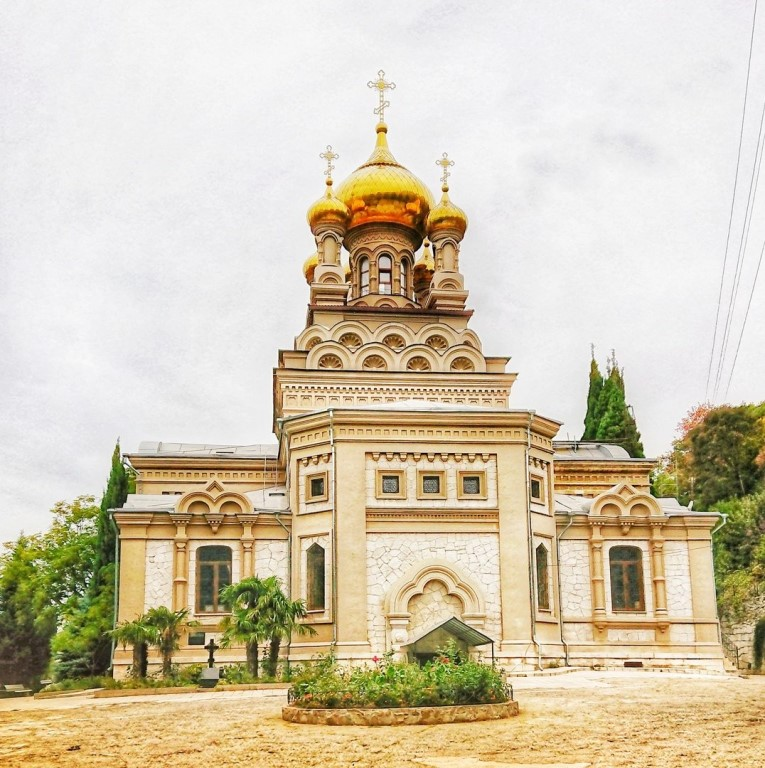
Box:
(133, 441), (278, 458)
(403, 616), (493, 648)
(553, 441), (633, 460)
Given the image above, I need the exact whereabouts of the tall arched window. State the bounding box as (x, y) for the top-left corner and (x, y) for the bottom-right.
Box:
(536, 544), (550, 610)
(196, 546), (232, 613)
(359, 257), (370, 296)
(306, 543), (326, 611)
(609, 546), (645, 611)
(378, 254), (392, 295)
(400, 258), (409, 298)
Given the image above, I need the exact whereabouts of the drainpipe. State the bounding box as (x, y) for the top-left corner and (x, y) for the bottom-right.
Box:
(329, 409), (338, 648)
(555, 510), (576, 667)
(525, 413), (542, 670)
(109, 510), (120, 676)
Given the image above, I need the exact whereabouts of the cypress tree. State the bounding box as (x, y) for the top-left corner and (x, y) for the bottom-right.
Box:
(582, 347), (604, 440)
(581, 352), (645, 458)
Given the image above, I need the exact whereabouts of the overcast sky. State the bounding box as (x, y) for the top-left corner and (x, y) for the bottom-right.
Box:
(1, 1), (764, 544)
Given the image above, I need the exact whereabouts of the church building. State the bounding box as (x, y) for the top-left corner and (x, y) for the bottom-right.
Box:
(113, 74), (725, 676)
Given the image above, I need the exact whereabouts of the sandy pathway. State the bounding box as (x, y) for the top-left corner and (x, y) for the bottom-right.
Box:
(0, 672), (762, 768)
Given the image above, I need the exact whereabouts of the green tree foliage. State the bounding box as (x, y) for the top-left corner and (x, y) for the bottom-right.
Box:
(581, 350), (645, 457)
(0, 496), (100, 685)
(51, 441), (134, 679)
(663, 402), (765, 623)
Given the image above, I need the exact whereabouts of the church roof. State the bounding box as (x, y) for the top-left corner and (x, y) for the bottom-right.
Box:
(132, 441), (278, 458)
(554, 493), (713, 517)
(553, 442), (634, 460)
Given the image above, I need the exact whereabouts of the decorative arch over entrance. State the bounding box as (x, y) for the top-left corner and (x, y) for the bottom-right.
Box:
(384, 561), (487, 654)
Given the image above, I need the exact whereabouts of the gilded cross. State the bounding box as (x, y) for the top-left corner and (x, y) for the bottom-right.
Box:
(436, 152), (455, 188)
(319, 145), (339, 180)
(367, 70), (396, 123)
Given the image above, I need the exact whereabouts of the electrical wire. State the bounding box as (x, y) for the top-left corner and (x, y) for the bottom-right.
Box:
(706, 0), (760, 401)
(713, 93), (765, 399)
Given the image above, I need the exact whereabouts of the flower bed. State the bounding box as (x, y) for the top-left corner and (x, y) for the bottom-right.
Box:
(285, 646), (515, 725)
(282, 700), (518, 726)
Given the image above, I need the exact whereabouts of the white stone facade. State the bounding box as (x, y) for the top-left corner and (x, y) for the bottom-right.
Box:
(408, 581), (465, 636)
(255, 539), (289, 584)
(558, 540), (592, 619)
(366, 532), (501, 652)
(664, 540), (693, 616)
(144, 540), (174, 611)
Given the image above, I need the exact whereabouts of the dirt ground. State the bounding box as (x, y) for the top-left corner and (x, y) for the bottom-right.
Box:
(0, 671), (763, 768)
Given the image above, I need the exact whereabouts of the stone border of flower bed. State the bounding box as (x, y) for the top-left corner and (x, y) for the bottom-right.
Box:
(282, 700), (518, 726)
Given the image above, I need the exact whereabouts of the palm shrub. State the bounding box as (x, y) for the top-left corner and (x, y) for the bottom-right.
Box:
(110, 617), (156, 679)
(219, 577), (271, 678)
(144, 606), (195, 678)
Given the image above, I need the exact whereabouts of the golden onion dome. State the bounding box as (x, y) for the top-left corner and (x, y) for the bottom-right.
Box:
(413, 239), (435, 284)
(302, 251), (319, 283)
(307, 180), (350, 233)
(343, 261), (351, 281)
(427, 184), (468, 240)
(335, 123), (435, 237)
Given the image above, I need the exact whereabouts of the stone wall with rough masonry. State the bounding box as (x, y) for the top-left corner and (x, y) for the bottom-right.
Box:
(144, 540), (173, 611)
(366, 532), (501, 651)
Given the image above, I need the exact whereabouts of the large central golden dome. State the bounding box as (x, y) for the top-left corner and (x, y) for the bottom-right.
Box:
(335, 123), (435, 238)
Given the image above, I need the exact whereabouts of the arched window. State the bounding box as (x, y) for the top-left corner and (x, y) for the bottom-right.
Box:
(306, 543), (326, 611)
(400, 258), (409, 297)
(378, 254), (392, 295)
(609, 546), (645, 612)
(536, 544), (550, 610)
(359, 257), (370, 296)
(196, 545), (232, 613)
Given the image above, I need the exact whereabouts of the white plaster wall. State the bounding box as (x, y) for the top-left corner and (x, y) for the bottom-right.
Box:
(365, 453), (497, 509)
(559, 540), (592, 618)
(366, 532), (500, 652)
(607, 628), (655, 642)
(670, 624), (696, 643)
(255, 540), (289, 586)
(562, 622), (594, 643)
(664, 541), (693, 616)
(187, 541), (241, 616)
(603, 540), (654, 616)
(144, 540), (173, 611)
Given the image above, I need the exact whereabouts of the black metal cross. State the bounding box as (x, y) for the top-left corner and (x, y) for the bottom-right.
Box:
(204, 638), (219, 668)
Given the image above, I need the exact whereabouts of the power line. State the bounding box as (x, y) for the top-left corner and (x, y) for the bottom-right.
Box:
(713, 93), (765, 399)
(706, 0), (760, 401)
(724, 238), (765, 399)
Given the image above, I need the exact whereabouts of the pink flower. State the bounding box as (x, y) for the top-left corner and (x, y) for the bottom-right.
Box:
(372, 656), (380, 663)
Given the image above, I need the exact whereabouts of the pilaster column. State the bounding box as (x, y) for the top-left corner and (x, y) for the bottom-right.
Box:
(237, 514), (258, 579)
(590, 525), (606, 619)
(651, 524), (668, 618)
(170, 512), (191, 612)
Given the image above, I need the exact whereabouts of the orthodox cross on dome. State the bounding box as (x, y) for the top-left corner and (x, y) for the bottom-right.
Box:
(367, 69), (396, 123)
(436, 152), (455, 188)
(320, 145), (339, 182)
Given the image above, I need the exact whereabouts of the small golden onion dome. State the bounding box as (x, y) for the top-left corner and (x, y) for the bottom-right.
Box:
(303, 251), (319, 283)
(413, 239), (435, 285)
(307, 179), (350, 233)
(335, 123), (435, 237)
(427, 184), (468, 240)
(343, 261), (351, 281)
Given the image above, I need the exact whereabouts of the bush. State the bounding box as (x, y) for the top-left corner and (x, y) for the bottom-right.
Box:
(41, 676), (121, 693)
(288, 646), (508, 709)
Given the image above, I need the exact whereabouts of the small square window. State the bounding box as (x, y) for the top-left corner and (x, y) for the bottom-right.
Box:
(311, 477), (325, 497)
(422, 475), (441, 494)
(530, 477), (543, 501)
(382, 475), (400, 494)
(188, 631), (206, 646)
(462, 475), (481, 495)
(305, 472), (329, 504)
